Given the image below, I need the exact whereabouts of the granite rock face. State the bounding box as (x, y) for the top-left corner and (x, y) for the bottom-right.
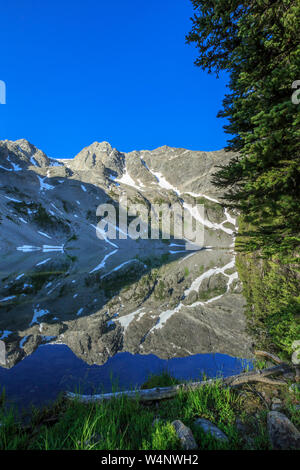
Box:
(267, 412), (300, 450)
(0, 139), (51, 169)
(0, 139), (253, 369)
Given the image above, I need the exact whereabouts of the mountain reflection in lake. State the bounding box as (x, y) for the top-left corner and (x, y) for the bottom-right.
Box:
(0, 239), (253, 408)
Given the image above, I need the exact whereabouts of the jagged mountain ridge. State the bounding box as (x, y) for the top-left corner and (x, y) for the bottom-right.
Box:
(0, 138), (235, 196)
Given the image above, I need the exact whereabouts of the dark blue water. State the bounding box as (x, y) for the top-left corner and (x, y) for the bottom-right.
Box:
(0, 344), (252, 409)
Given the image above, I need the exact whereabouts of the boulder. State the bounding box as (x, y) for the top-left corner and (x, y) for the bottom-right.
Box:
(267, 411), (300, 450)
(292, 340), (300, 351)
(292, 349), (300, 365)
(171, 420), (197, 450)
(194, 418), (228, 442)
(271, 403), (283, 411)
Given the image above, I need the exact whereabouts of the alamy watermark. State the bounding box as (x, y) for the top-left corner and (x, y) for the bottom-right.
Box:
(292, 80), (300, 105)
(0, 80), (6, 104)
(95, 196), (205, 251)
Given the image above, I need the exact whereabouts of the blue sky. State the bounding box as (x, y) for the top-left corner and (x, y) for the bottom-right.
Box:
(0, 0), (229, 158)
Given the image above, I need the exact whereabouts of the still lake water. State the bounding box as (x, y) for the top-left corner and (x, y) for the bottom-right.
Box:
(0, 344), (252, 408)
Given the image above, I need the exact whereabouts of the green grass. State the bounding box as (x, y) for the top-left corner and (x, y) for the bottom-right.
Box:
(1, 371), (298, 450)
(141, 371), (180, 389)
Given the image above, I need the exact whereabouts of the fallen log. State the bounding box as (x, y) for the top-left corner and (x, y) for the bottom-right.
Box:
(65, 363), (292, 404)
(241, 377), (286, 387)
(254, 350), (283, 365)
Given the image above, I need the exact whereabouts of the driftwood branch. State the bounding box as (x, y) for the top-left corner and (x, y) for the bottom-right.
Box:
(65, 364), (292, 404)
(244, 377), (286, 386)
(254, 350), (283, 365)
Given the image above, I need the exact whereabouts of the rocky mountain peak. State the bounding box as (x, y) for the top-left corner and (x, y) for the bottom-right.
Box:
(71, 141), (125, 175)
(0, 138), (50, 170)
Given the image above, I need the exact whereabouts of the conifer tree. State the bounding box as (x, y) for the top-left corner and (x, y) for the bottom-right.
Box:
(187, 0), (300, 256)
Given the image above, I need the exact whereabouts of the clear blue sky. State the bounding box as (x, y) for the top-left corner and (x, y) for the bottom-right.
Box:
(0, 0), (229, 158)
